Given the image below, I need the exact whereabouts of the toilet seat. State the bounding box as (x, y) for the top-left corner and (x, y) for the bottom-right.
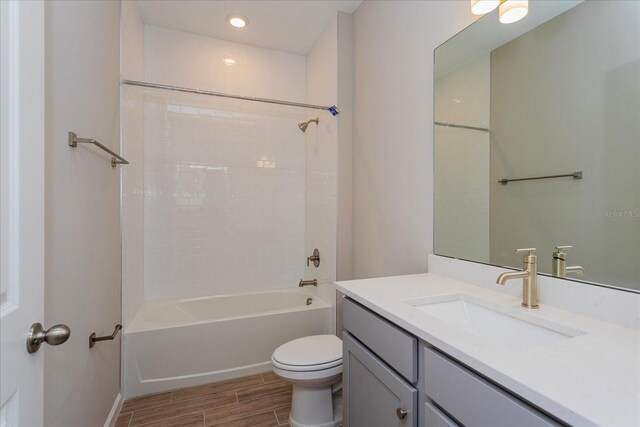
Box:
(272, 335), (342, 372)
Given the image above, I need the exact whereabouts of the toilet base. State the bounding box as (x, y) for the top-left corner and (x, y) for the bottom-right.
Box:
(289, 385), (342, 427)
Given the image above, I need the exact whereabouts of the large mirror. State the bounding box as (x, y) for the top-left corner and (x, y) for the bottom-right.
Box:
(434, 1), (639, 292)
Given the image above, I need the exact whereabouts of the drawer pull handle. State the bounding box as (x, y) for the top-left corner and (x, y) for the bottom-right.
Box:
(396, 408), (408, 420)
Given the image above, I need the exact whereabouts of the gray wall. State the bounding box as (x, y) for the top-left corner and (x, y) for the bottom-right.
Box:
(351, 1), (476, 279)
(45, 1), (122, 425)
(490, 1), (640, 290)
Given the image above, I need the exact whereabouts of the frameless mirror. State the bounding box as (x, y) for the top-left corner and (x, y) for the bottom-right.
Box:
(434, 0), (639, 292)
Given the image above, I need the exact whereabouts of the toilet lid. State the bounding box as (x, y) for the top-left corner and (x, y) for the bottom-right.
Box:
(272, 335), (342, 370)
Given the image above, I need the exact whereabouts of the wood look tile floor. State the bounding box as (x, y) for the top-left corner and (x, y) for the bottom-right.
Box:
(115, 372), (291, 427)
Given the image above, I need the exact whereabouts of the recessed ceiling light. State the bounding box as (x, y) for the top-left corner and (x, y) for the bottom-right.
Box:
(223, 58), (236, 65)
(227, 14), (248, 28)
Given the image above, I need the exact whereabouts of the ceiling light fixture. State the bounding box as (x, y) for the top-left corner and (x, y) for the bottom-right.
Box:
(471, 0), (528, 24)
(470, 0), (500, 15)
(223, 58), (236, 65)
(499, 0), (529, 24)
(227, 14), (248, 28)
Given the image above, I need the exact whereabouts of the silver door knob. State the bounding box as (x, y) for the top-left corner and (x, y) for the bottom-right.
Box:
(26, 322), (71, 354)
(396, 407), (408, 420)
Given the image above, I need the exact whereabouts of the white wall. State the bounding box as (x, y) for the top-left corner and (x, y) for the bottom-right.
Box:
(44, 1), (121, 425)
(434, 55), (490, 263)
(351, 1), (476, 279)
(305, 16), (339, 311)
(121, 1), (144, 81)
(121, 1), (145, 327)
(490, 1), (640, 290)
(141, 26), (308, 300)
(337, 11), (354, 282)
(145, 25), (306, 101)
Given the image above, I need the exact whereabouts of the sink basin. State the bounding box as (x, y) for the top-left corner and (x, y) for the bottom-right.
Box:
(405, 294), (585, 347)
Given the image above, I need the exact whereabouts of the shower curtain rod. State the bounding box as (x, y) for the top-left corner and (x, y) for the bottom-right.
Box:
(121, 79), (340, 115)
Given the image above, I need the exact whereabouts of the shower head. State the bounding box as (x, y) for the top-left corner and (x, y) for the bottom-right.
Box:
(298, 118), (319, 133)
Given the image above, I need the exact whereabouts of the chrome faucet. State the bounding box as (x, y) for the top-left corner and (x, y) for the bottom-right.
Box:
(299, 279), (317, 287)
(496, 248), (539, 309)
(552, 245), (584, 278)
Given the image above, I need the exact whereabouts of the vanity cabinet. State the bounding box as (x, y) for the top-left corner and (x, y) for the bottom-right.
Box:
(342, 297), (564, 427)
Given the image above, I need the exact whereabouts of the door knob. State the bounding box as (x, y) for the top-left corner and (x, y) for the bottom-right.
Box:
(26, 322), (71, 354)
(396, 407), (408, 420)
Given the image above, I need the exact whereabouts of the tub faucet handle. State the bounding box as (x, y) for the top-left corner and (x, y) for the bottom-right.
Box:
(307, 248), (320, 268)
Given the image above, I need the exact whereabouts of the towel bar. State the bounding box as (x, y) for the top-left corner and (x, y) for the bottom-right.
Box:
(69, 132), (129, 167)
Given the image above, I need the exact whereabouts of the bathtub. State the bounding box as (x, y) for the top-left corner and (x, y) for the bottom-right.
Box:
(123, 287), (333, 398)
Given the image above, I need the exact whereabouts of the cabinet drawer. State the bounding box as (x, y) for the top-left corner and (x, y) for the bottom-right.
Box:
(424, 347), (561, 427)
(425, 402), (459, 427)
(343, 298), (417, 382)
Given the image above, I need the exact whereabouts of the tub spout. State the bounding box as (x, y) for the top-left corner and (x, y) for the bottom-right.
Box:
(299, 279), (317, 287)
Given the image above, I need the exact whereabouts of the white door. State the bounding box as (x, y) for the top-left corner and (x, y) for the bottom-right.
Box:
(0, 1), (47, 426)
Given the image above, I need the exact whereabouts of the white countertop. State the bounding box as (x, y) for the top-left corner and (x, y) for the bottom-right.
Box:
(335, 273), (640, 427)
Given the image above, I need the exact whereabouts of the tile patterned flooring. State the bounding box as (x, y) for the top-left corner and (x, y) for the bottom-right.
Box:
(115, 372), (292, 427)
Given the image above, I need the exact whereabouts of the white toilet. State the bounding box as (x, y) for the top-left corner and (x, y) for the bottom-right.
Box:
(271, 335), (343, 427)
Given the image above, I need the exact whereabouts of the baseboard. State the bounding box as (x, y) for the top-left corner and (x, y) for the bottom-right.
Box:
(104, 393), (122, 427)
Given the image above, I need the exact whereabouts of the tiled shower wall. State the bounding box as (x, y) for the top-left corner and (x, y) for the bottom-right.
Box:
(143, 92), (306, 300)
(141, 26), (308, 300)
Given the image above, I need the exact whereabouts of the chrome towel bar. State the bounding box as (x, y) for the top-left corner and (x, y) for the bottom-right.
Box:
(89, 324), (122, 348)
(68, 132), (129, 167)
(498, 171), (582, 185)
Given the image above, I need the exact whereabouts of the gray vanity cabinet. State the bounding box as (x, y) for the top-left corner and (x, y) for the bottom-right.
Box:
(342, 297), (566, 427)
(343, 332), (417, 427)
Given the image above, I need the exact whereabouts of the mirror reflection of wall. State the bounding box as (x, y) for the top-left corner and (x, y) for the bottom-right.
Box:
(434, 0), (640, 292)
(434, 55), (490, 264)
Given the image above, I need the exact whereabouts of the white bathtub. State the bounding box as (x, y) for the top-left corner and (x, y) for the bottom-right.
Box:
(124, 287), (333, 398)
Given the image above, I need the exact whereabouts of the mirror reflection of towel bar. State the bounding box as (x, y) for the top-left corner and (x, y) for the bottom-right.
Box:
(434, 121), (490, 132)
(499, 171), (582, 185)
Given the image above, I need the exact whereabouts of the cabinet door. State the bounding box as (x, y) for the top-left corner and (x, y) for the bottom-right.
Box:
(425, 402), (460, 427)
(343, 332), (417, 427)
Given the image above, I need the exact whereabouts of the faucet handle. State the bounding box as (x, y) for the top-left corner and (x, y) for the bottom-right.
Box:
(515, 248), (536, 255)
(516, 248), (537, 266)
(555, 245), (572, 251)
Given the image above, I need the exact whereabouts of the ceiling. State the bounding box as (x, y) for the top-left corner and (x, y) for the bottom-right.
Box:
(136, 0), (362, 56)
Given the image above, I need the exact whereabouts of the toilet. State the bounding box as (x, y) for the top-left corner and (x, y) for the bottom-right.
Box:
(271, 335), (343, 427)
